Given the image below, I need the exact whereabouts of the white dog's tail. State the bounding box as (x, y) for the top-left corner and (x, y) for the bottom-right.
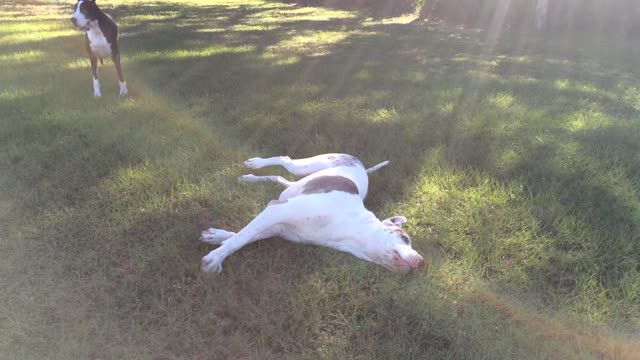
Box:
(366, 160), (389, 174)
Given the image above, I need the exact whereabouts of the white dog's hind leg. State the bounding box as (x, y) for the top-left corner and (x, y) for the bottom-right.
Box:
(200, 228), (236, 245)
(245, 154), (389, 177)
(244, 155), (338, 177)
(238, 174), (292, 187)
(243, 156), (288, 170)
(201, 205), (289, 273)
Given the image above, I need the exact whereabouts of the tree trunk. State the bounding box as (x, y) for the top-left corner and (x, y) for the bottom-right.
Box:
(418, 0), (439, 20)
(535, 0), (549, 30)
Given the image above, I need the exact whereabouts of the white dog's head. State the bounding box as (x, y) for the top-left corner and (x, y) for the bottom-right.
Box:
(70, 0), (99, 30)
(367, 216), (425, 272)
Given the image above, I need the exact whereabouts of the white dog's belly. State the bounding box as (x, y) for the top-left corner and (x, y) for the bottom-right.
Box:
(276, 215), (373, 262)
(275, 193), (373, 248)
(279, 216), (334, 244)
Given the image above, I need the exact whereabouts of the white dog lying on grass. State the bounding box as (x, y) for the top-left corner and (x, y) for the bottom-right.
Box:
(200, 153), (424, 273)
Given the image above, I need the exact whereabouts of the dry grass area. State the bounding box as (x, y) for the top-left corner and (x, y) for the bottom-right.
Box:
(1, 0), (640, 359)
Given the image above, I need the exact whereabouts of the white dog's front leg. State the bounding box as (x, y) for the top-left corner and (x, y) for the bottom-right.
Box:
(200, 228), (236, 245)
(201, 206), (288, 273)
(238, 174), (292, 187)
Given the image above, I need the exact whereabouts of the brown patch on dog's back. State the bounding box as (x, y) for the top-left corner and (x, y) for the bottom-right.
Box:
(302, 176), (358, 195)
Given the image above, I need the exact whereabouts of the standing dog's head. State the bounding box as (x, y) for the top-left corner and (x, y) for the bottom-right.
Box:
(369, 216), (425, 273)
(70, 0), (99, 30)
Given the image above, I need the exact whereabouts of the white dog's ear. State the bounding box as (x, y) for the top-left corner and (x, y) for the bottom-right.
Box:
(382, 216), (407, 227)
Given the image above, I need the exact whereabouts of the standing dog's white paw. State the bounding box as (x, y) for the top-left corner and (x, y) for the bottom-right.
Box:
(201, 250), (225, 273)
(93, 77), (101, 98)
(119, 81), (128, 97)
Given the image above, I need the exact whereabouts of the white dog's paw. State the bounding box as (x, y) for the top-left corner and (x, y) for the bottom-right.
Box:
(244, 157), (267, 169)
(200, 228), (234, 245)
(238, 174), (258, 183)
(201, 250), (226, 273)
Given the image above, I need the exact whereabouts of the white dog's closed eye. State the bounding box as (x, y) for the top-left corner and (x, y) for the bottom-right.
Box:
(200, 153), (425, 273)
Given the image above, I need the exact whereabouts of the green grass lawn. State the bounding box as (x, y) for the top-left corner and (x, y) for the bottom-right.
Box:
(2, 0), (640, 358)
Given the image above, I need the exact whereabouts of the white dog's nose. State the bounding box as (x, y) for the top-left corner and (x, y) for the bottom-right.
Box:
(411, 255), (426, 271)
(389, 250), (425, 272)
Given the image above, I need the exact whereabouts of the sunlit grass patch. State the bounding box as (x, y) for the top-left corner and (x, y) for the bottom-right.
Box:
(451, 54), (499, 68)
(195, 27), (227, 33)
(566, 109), (614, 131)
(497, 54), (531, 64)
(0, 29), (76, 45)
(365, 14), (421, 25)
(398, 149), (542, 286)
(553, 79), (618, 100)
(0, 87), (44, 100)
(128, 44), (254, 62)
(0, 21), (67, 34)
(0, 13), (62, 22)
(0, 50), (46, 65)
(250, 6), (357, 25)
(622, 86), (640, 110)
(64, 58), (90, 70)
(268, 30), (352, 57)
(231, 23), (281, 32)
(555, 79), (570, 89)
(488, 92), (515, 109)
(0, 11), (23, 20)
(261, 23), (368, 62)
(368, 107), (399, 123)
(437, 101), (455, 114)
(496, 146), (524, 171)
(258, 52), (300, 65)
(118, 12), (180, 24)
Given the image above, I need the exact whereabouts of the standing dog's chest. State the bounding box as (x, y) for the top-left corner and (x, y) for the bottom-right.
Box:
(86, 26), (111, 57)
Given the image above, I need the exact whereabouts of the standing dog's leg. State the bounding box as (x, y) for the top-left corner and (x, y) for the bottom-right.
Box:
(237, 174), (293, 187)
(112, 50), (127, 97)
(201, 204), (289, 272)
(90, 55), (101, 98)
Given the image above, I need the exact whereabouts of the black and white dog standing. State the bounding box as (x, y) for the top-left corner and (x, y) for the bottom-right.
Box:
(70, 0), (128, 97)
